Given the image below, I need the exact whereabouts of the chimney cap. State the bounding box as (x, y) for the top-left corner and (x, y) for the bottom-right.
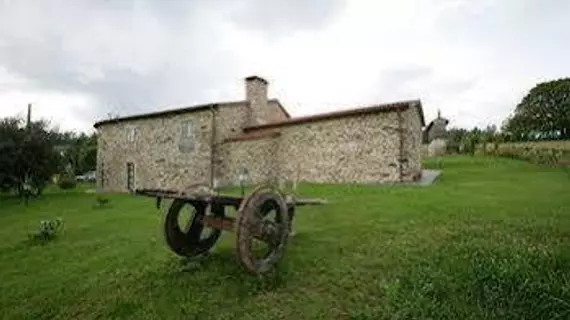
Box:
(245, 75), (268, 84)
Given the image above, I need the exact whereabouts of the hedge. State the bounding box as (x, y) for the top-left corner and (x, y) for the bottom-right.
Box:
(478, 141), (570, 168)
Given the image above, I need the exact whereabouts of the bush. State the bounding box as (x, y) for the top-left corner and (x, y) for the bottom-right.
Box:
(28, 218), (64, 245)
(93, 195), (110, 209)
(486, 143), (570, 168)
(57, 175), (77, 190)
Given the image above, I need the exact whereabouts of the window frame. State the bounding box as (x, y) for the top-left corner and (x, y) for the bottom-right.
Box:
(178, 120), (195, 153)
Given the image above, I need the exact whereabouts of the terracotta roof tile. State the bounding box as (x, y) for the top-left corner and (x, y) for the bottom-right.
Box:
(93, 99), (291, 128)
(244, 99), (424, 132)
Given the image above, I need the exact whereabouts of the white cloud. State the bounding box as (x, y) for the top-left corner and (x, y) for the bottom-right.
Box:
(0, 88), (96, 132)
(0, 0), (569, 132)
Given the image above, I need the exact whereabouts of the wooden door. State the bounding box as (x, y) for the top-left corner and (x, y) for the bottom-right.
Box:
(126, 162), (135, 191)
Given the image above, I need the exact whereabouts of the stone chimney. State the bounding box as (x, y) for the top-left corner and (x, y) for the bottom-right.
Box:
(245, 75), (269, 126)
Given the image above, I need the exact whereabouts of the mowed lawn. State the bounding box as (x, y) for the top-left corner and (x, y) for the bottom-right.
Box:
(1, 156), (569, 320)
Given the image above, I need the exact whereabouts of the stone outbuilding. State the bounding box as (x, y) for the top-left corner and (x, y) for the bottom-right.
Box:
(94, 76), (426, 192)
(423, 110), (450, 156)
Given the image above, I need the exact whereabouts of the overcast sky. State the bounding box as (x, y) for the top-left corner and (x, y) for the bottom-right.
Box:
(1, 0), (569, 133)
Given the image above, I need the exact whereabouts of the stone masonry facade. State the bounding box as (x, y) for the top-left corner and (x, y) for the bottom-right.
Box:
(94, 76), (425, 192)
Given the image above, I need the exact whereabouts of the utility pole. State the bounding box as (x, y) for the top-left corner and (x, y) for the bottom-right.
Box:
(23, 103), (33, 205)
(26, 103), (32, 129)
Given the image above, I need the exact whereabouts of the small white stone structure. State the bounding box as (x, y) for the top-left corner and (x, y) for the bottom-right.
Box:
(423, 110), (450, 157)
(428, 138), (448, 157)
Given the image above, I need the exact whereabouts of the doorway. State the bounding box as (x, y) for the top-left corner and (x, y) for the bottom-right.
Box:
(126, 162), (135, 191)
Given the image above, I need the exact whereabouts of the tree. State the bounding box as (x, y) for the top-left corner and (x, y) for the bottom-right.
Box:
(503, 78), (570, 140)
(54, 131), (97, 175)
(462, 127), (484, 155)
(445, 127), (469, 153)
(0, 116), (61, 196)
(0, 117), (23, 192)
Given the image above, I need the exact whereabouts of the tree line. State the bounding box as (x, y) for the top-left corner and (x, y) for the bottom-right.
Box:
(444, 77), (570, 154)
(0, 115), (96, 196)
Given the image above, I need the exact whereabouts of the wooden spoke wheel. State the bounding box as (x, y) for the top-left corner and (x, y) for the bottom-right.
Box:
(236, 186), (290, 275)
(163, 199), (224, 257)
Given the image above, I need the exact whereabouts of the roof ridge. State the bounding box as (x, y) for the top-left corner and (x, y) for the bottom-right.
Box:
(93, 100), (245, 128)
(244, 99), (423, 131)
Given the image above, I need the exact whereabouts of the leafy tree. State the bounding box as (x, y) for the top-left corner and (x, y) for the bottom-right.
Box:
(0, 117), (23, 192)
(446, 126), (501, 155)
(445, 127), (469, 153)
(503, 78), (570, 141)
(0, 116), (61, 196)
(461, 127), (484, 155)
(52, 131), (97, 175)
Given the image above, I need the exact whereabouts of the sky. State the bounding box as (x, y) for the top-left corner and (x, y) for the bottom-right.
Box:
(1, 0), (569, 133)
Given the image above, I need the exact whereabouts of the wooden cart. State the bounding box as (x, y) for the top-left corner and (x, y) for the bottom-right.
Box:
(134, 184), (326, 275)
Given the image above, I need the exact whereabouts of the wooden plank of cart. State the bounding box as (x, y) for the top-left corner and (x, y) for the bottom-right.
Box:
(134, 184), (327, 276)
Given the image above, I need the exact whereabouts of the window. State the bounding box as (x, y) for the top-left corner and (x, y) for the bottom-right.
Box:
(183, 121), (193, 138)
(127, 126), (137, 142)
(178, 120), (195, 153)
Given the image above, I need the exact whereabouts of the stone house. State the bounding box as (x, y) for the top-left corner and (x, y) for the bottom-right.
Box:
(94, 76), (426, 192)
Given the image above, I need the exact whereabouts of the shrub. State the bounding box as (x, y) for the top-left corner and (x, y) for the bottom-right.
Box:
(93, 195), (110, 209)
(28, 218), (64, 245)
(57, 175), (77, 190)
(485, 141), (570, 169)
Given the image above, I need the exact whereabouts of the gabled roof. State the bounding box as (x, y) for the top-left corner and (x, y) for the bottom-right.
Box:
(243, 99), (424, 132)
(424, 116), (450, 134)
(93, 99), (290, 128)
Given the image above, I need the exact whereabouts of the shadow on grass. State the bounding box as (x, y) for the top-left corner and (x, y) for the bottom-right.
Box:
(175, 247), (288, 289)
(131, 246), (293, 307)
(1, 191), (83, 208)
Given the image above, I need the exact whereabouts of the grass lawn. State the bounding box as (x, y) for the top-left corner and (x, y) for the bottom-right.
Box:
(1, 156), (569, 319)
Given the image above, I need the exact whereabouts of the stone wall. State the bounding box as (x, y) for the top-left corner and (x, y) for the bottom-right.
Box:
(279, 107), (422, 184)
(401, 105), (423, 179)
(97, 109), (214, 192)
(267, 100), (290, 122)
(221, 135), (280, 186)
(219, 105), (423, 186)
(276, 114), (399, 183)
(96, 96), (424, 191)
(96, 102), (253, 192)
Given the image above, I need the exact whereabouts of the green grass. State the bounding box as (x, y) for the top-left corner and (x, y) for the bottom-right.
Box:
(1, 156), (569, 319)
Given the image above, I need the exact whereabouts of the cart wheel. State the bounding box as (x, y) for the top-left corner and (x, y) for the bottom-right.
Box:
(163, 199), (224, 257)
(236, 185), (290, 275)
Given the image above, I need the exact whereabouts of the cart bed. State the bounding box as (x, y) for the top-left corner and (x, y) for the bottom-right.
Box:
(134, 188), (327, 207)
